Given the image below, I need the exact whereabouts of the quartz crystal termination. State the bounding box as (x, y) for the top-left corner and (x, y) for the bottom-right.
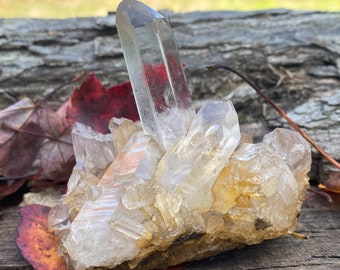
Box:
(116, 0), (195, 151)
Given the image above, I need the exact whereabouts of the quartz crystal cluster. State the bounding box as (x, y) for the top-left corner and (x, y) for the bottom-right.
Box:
(48, 0), (311, 269)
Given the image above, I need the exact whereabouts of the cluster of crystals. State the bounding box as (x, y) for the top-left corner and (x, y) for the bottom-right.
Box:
(48, 1), (311, 269)
(49, 119), (310, 270)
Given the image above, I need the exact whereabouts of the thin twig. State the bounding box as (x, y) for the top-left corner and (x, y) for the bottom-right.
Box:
(290, 232), (309, 240)
(308, 188), (333, 203)
(207, 64), (340, 170)
(0, 173), (34, 182)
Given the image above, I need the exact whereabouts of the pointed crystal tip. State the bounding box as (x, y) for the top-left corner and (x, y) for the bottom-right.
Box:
(118, 0), (163, 27)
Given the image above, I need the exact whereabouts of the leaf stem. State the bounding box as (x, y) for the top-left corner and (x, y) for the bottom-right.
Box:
(290, 232), (309, 240)
(1, 123), (72, 145)
(308, 187), (333, 202)
(0, 174), (32, 181)
(207, 64), (340, 170)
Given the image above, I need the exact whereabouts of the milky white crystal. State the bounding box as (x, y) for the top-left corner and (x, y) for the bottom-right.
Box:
(62, 122), (116, 219)
(263, 128), (311, 199)
(154, 100), (241, 213)
(71, 122), (115, 173)
(62, 131), (163, 269)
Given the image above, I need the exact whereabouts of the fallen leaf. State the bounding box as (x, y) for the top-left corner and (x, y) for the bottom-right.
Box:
(16, 204), (67, 270)
(0, 74), (83, 199)
(1, 119), (44, 177)
(0, 97), (36, 145)
(37, 101), (75, 181)
(0, 98), (49, 199)
(66, 73), (139, 134)
(0, 98), (42, 177)
(318, 172), (340, 194)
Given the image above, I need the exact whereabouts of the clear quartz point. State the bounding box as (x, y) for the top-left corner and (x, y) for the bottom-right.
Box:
(116, 0), (195, 151)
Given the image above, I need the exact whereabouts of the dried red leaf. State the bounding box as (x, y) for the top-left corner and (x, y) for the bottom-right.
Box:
(0, 97), (36, 144)
(0, 98), (75, 198)
(37, 101), (75, 181)
(2, 120), (44, 177)
(0, 98), (44, 177)
(0, 74), (83, 199)
(66, 73), (139, 134)
(318, 172), (340, 194)
(16, 204), (67, 270)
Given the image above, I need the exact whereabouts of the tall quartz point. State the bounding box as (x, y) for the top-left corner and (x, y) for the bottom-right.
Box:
(116, 0), (195, 151)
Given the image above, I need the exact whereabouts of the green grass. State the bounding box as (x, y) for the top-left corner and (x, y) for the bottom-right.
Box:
(1, 0), (339, 18)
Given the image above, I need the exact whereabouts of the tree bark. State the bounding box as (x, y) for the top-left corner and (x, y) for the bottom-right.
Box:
(0, 10), (339, 174)
(1, 10), (340, 270)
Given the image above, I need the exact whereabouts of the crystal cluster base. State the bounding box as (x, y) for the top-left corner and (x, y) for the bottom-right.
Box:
(49, 105), (311, 269)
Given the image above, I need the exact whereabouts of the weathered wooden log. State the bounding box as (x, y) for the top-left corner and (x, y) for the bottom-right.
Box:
(0, 10), (340, 270)
(1, 193), (340, 270)
(1, 11), (339, 178)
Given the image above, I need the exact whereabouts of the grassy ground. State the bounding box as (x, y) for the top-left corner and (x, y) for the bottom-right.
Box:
(0, 0), (339, 18)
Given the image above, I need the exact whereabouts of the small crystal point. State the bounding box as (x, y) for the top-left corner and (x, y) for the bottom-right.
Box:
(116, 0), (195, 151)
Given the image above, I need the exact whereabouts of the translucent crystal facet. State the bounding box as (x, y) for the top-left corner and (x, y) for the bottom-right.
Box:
(50, 123), (311, 269)
(155, 100), (241, 211)
(116, 0), (195, 151)
(263, 128), (312, 199)
(63, 132), (162, 269)
(71, 122), (115, 173)
(62, 123), (116, 219)
(212, 142), (300, 232)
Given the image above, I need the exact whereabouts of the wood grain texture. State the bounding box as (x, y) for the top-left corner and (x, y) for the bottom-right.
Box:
(0, 193), (339, 270)
(0, 206), (32, 269)
(1, 10), (339, 176)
